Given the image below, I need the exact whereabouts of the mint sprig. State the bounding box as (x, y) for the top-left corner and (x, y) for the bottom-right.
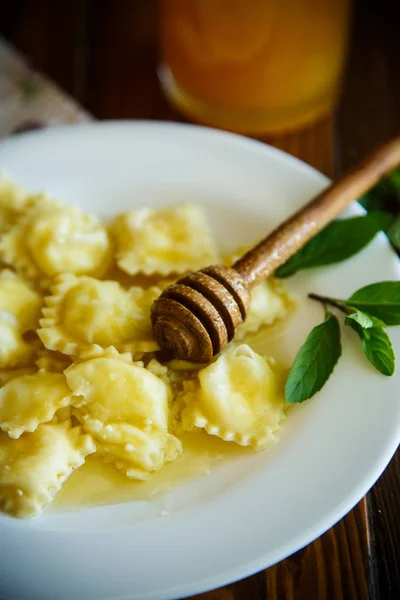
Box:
(276, 211), (391, 278)
(285, 281), (399, 403)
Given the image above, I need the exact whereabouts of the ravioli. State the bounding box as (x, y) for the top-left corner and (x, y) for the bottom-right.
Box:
(65, 349), (182, 477)
(181, 344), (286, 449)
(0, 423), (95, 518)
(0, 179), (292, 517)
(0, 196), (111, 282)
(0, 269), (42, 333)
(65, 350), (171, 437)
(112, 203), (219, 275)
(0, 371), (73, 438)
(38, 274), (160, 356)
(237, 278), (293, 338)
(98, 429), (182, 480)
(0, 270), (43, 369)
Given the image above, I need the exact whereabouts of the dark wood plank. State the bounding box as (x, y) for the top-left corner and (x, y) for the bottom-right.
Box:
(337, 0), (400, 170)
(85, 0), (176, 121)
(191, 500), (370, 600)
(1, 0), (82, 100)
(338, 2), (400, 598)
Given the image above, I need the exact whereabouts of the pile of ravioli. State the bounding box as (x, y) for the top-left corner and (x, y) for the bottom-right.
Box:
(0, 178), (291, 518)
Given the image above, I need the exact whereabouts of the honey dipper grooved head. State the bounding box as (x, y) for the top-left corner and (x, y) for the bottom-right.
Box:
(151, 266), (251, 362)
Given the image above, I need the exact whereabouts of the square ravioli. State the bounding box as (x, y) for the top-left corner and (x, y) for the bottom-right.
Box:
(0, 370), (73, 438)
(65, 349), (182, 478)
(65, 349), (172, 437)
(0, 195), (112, 283)
(38, 274), (160, 356)
(181, 344), (286, 449)
(0, 423), (95, 518)
(111, 203), (219, 275)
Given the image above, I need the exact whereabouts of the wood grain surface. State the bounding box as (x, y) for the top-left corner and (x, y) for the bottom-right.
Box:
(1, 1), (399, 599)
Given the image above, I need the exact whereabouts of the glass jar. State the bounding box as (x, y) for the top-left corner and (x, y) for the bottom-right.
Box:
(159, 0), (351, 134)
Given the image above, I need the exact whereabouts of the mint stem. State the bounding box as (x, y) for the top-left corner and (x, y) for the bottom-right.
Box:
(308, 293), (349, 314)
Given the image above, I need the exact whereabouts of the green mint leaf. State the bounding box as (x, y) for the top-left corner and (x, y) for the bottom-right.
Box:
(359, 167), (400, 213)
(347, 323), (395, 376)
(276, 211), (391, 278)
(285, 312), (341, 404)
(346, 281), (400, 325)
(344, 310), (386, 330)
(387, 214), (400, 250)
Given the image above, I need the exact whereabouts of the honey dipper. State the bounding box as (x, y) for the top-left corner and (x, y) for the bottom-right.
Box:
(151, 136), (400, 362)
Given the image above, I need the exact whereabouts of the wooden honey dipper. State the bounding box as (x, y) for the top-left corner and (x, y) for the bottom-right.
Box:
(151, 136), (400, 362)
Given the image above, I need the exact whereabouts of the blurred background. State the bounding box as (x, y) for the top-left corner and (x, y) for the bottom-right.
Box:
(0, 1), (399, 598)
(0, 0), (399, 173)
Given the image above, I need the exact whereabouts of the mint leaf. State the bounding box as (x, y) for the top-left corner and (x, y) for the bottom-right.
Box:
(285, 312), (341, 404)
(359, 166), (400, 213)
(346, 281), (400, 325)
(347, 323), (395, 376)
(276, 211), (391, 278)
(344, 310), (386, 330)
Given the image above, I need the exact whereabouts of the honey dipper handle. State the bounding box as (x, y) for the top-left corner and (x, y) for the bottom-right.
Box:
(233, 135), (400, 287)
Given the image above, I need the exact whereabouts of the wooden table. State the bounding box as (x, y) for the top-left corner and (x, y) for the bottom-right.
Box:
(1, 1), (399, 599)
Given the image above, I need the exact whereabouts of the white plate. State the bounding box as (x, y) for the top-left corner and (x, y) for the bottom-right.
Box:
(0, 121), (399, 600)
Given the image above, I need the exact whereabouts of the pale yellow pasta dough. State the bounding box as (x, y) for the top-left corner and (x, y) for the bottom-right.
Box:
(0, 270), (42, 333)
(0, 423), (95, 518)
(0, 371), (73, 439)
(181, 344), (286, 449)
(97, 429), (182, 480)
(65, 350), (172, 436)
(65, 350), (182, 477)
(0, 321), (36, 369)
(145, 358), (195, 430)
(38, 274), (160, 356)
(0, 197), (111, 281)
(237, 279), (293, 338)
(112, 203), (219, 275)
